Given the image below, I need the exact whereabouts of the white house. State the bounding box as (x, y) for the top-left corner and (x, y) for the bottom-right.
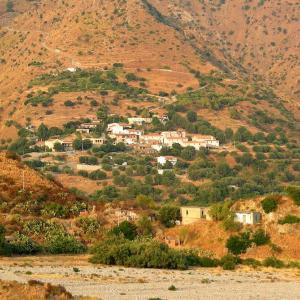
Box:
(189, 135), (220, 149)
(234, 211), (261, 225)
(107, 123), (131, 135)
(157, 156), (178, 166)
(66, 67), (77, 72)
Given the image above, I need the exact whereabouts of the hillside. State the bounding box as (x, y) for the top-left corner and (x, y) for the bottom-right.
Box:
(164, 196), (300, 260)
(0, 0), (299, 141)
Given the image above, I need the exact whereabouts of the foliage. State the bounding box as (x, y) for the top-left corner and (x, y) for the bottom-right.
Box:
(252, 229), (270, 246)
(209, 201), (233, 221)
(90, 237), (198, 270)
(73, 139), (93, 151)
(44, 231), (86, 254)
(220, 254), (240, 270)
(263, 257), (285, 268)
(261, 195), (279, 213)
(278, 215), (300, 225)
(158, 206), (180, 228)
(226, 232), (251, 255)
(286, 186), (300, 205)
(9, 233), (42, 255)
(76, 217), (100, 235)
(110, 221), (138, 240)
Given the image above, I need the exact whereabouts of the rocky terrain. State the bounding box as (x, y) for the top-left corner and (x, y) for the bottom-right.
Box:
(1, 255), (300, 300)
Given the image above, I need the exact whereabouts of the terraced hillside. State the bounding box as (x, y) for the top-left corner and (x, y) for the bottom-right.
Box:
(0, 0), (299, 141)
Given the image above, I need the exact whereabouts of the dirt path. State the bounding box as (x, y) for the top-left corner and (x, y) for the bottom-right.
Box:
(0, 255), (300, 300)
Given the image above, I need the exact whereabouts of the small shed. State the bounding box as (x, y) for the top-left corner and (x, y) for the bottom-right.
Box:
(234, 211), (261, 225)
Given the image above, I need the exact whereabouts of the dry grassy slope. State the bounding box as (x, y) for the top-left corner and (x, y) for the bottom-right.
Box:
(0, 151), (79, 203)
(0, 0), (213, 138)
(0, 0), (299, 140)
(150, 0), (300, 102)
(165, 196), (300, 260)
(0, 279), (97, 300)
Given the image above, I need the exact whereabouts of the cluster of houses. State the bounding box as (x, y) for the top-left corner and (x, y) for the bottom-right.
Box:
(106, 122), (219, 152)
(180, 206), (262, 225)
(43, 118), (220, 153)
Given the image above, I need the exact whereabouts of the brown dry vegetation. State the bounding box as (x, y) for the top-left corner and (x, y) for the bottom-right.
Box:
(0, 151), (80, 208)
(164, 196), (300, 260)
(0, 0), (298, 140)
(0, 279), (97, 300)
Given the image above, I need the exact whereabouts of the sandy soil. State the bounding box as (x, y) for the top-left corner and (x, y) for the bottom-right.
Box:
(0, 255), (300, 300)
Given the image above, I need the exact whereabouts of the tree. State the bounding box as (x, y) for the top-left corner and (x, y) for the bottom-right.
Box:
(73, 139), (92, 151)
(286, 186), (300, 205)
(234, 126), (252, 142)
(110, 221), (138, 240)
(37, 123), (49, 140)
(6, 0), (14, 12)
(261, 195), (279, 213)
(137, 216), (153, 236)
(181, 146), (196, 161)
(136, 195), (155, 209)
(158, 206), (180, 228)
(225, 128), (234, 141)
(97, 105), (109, 120)
(54, 142), (64, 152)
(187, 111), (197, 123)
(226, 232), (251, 255)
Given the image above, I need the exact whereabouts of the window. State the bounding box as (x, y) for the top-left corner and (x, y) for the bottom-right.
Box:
(186, 210), (189, 215)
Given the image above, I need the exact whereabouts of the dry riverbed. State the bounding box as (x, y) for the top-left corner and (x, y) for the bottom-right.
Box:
(0, 255), (300, 300)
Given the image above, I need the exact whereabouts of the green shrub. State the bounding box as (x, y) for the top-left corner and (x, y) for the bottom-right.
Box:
(158, 206), (180, 228)
(110, 221), (138, 240)
(278, 215), (300, 225)
(44, 231), (86, 254)
(168, 285), (177, 291)
(241, 258), (261, 267)
(220, 255), (240, 270)
(263, 257), (285, 268)
(209, 201), (233, 221)
(77, 217), (100, 235)
(90, 237), (196, 270)
(252, 229), (270, 246)
(286, 186), (300, 205)
(226, 232), (251, 255)
(41, 203), (68, 218)
(261, 195), (279, 213)
(89, 170), (107, 180)
(9, 233), (42, 255)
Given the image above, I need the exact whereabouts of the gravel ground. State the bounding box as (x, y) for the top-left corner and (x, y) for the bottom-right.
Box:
(0, 256), (300, 300)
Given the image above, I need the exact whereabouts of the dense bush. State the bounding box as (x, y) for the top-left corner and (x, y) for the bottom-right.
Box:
(226, 232), (251, 255)
(9, 233), (42, 255)
(263, 257), (285, 268)
(158, 206), (180, 228)
(41, 203), (68, 218)
(90, 238), (199, 270)
(252, 229), (270, 246)
(89, 170), (107, 180)
(261, 195), (279, 213)
(220, 254), (240, 270)
(278, 215), (300, 225)
(110, 221), (138, 240)
(286, 186), (300, 205)
(44, 231), (86, 254)
(79, 156), (98, 165)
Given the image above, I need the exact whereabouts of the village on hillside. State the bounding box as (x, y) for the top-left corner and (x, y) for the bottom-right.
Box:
(43, 116), (220, 154)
